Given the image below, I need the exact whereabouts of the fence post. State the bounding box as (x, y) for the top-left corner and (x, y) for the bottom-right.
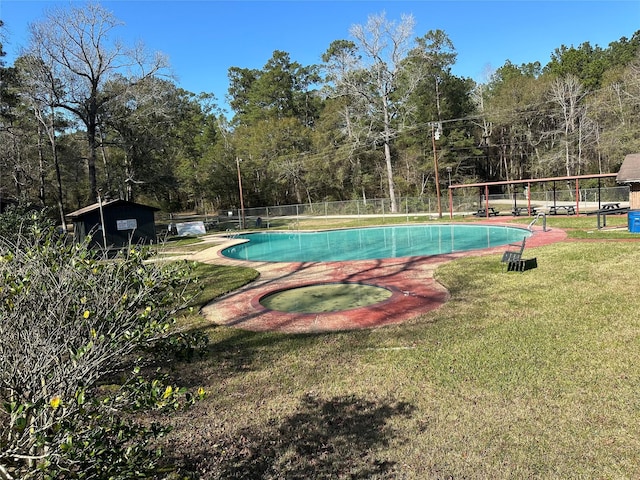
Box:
(406, 196), (409, 222)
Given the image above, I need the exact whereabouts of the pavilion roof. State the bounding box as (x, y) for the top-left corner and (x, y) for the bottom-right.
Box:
(617, 153), (640, 184)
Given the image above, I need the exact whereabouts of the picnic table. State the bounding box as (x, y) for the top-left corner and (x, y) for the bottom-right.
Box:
(511, 206), (537, 216)
(601, 203), (626, 213)
(585, 203), (630, 228)
(474, 207), (499, 217)
(548, 205), (575, 215)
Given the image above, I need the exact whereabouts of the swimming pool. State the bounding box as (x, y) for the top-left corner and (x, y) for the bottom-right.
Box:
(221, 224), (530, 262)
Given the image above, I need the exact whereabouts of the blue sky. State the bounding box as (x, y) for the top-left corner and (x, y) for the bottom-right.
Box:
(2, 1), (639, 114)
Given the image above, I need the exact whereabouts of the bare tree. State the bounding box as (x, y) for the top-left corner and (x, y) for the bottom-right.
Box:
(16, 55), (68, 229)
(471, 82), (493, 176)
(549, 74), (587, 176)
(27, 2), (169, 203)
(100, 75), (179, 201)
(323, 12), (420, 213)
(624, 53), (640, 104)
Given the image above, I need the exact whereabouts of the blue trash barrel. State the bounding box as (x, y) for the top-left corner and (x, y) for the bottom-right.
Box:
(629, 210), (640, 233)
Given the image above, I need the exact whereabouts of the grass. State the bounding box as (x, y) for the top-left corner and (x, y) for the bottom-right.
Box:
(152, 236), (218, 258)
(175, 262), (259, 330)
(152, 216), (640, 478)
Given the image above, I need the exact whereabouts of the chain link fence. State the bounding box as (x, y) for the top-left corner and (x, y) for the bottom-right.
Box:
(157, 186), (630, 231)
(158, 186), (629, 231)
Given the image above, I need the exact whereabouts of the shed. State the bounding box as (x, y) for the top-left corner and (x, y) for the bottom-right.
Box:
(617, 153), (640, 210)
(67, 199), (159, 249)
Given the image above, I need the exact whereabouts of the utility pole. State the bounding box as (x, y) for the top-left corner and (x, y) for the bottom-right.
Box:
(236, 158), (245, 229)
(97, 190), (108, 250)
(431, 123), (442, 218)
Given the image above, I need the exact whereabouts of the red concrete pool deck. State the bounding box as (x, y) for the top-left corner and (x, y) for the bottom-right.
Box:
(192, 223), (567, 334)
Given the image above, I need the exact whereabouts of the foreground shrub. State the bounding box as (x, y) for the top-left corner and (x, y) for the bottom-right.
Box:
(0, 220), (198, 479)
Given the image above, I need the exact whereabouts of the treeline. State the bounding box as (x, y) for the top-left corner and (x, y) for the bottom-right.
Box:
(1, 5), (639, 221)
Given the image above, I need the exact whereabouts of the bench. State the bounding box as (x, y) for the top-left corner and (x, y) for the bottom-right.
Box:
(548, 205), (575, 215)
(501, 239), (525, 265)
(501, 238), (537, 272)
(474, 207), (499, 217)
(512, 206), (537, 216)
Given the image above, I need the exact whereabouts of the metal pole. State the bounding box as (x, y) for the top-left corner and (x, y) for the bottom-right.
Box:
(432, 124), (442, 218)
(236, 157), (245, 229)
(446, 166), (452, 216)
(449, 187), (454, 219)
(485, 185), (490, 217)
(97, 191), (108, 250)
(405, 196), (409, 222)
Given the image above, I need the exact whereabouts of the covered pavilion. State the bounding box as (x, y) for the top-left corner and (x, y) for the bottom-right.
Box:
(446, 173), (619, 219)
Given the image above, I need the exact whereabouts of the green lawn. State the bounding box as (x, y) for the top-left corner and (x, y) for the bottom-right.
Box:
(155, 217), (640, 478)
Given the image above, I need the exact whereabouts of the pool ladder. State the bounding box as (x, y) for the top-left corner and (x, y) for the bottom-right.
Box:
(528, 212), (547, 232)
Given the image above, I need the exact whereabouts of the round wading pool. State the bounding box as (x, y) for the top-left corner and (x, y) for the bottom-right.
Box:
(259, 282), (393, 313)
(222, 224), (530, 262)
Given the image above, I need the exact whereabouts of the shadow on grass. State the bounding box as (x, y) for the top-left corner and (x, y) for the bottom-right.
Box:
(154, 327), (365, 387)
(176, 392), (415, 479)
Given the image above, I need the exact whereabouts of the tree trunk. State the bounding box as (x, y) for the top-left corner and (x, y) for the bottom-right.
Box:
(384, 141), (396, 213)
(48, 110), (67, 232)
(382, 101), (397, 213)
(99, 131), (111, 195)
(37, 124), (46, 205)
(87, 122), (98, 204)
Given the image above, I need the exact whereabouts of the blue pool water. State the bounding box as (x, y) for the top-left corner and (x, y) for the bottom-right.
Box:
(221, 224), (530, 262)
